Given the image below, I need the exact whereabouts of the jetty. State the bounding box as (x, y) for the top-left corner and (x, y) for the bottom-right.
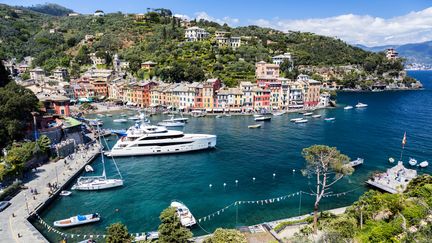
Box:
(366, 161), (417, 194)
(0, 142), (101, 243)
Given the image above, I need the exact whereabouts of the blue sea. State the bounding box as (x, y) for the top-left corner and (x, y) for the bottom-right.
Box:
(35, 71), (432, 241)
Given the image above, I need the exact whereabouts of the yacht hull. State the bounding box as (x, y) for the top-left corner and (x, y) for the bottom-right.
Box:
(107, 135), (216, 157)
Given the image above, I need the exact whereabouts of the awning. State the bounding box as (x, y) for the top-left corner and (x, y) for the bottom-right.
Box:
(229, 108), (241, 111)
(213, 108), (223, 111)
(206, 108), (212, 112)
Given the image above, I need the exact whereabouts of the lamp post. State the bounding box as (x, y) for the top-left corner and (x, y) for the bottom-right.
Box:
(24, 193), (30, 215)
(31, 111), (39, 140)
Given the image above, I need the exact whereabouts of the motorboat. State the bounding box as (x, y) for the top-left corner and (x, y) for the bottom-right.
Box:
(355, 102), (368, 108)
(170, 201), (196, 227)
(389, 157), (395, 163)
(295, 119), (308, 123)
(128, 116), (140, 121)
(224, 114), (232, 117)
(290, 118), (303, 122)
(254, 116), (271, 121)
(158, 116), (186, 127)
(248, 124), (262, 129)
(312, 114), (322, 118)
(409, 158), (417, 166)
(53, 213), (100, 228)
(349, 158), (364, 167)
(272, 111), (285, 116)
(88, 119), (103, 126)
(344, 106), (353, 110)
(216, 115), (223, 119)
(303, 112), (314, 116)
(111, 129), (127, 137)
(324, 118), (336, 121)
(85, 165), (94, 172)
(120, 114), (127, 117)
(113, 118), (128, 123)
(158, 121), (185, 127)
(106, 122), (216, 157)
(419, 161), (429, 168)
(60, 190), (72, 196)
(106, 114), (112, 117)
(164, 114), (188, 123)
(72, 126), (124, 191)
(253, 114), (263, 118)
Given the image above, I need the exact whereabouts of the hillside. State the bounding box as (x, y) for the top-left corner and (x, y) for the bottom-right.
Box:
(357, 41), (432, 65)
(0, 3), (409, 87)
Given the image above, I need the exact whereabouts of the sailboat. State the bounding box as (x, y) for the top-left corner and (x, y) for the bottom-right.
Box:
(72, 126), (124, 191)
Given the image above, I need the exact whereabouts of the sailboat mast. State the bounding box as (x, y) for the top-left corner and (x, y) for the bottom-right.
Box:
(97, 124), (107, 179)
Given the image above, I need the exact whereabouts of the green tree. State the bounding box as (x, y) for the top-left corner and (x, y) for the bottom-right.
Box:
(36, 135), (51, 154)
(301, 145), (353, 233)
(105, 222), (133, 243)
(158, 207), (193, 243)
(204, 228), (246, 243)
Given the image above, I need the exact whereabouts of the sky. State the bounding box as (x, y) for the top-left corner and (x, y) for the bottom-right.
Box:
(2, 0), (432, 46)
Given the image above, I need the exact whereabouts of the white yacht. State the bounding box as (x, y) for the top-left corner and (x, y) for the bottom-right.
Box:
(170, 201), (196, 227)
(344, 105), (353, 110)
(106, 123), (216, 157)
(158, 115), (186, 127)
(355, 102), (368, 108)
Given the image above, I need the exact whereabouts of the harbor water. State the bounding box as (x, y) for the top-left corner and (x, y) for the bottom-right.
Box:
(34, 71), (432, 241)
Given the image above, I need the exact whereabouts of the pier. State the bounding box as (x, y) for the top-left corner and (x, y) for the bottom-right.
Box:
(0, 142), (101, 243)
(366, 161), (417, 194)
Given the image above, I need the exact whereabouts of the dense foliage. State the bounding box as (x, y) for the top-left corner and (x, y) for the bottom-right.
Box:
(105, 222), (133, 243)
(204, 228), (247, 243)
(0, 3), (404, 87)
(158, 207), (193, 242)
(26, 3), (73, 16)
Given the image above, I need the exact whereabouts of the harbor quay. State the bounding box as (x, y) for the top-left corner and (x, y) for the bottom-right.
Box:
(0, 142), (100, 243)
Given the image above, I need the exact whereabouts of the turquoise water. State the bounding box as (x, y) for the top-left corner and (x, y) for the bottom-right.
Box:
(35, 71), (432, 241)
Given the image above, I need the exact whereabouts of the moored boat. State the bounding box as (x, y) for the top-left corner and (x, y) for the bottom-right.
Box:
(419, 161), (429, 168)
(389, 157), (395, 163)
(409, 158), (417, 166)
(312, 114), (322, 118)
(355, 102), (368, 108)
(290, 118), (303, 122)
(215, 115), (223, 119)
(113, 118), (128, 123)
(303, 112), (313, 116)
(254, 116), (271, 121)
(349, 158), (364, 167)
(344, 106), (353, 110)
(88, 119), (103, 126)
(324, 118), (336, 121)
(248, 124), (262, 129)
(85, 165), (94, 172)
(170, 201), (196, 227)
(54, 213), (100, 228)
(60, 190), (72, 196)
(272, 111), (285, 116)
(295, 119), (308, 123)
(157, 121), (185, 127)
(128, 116), (140, 121)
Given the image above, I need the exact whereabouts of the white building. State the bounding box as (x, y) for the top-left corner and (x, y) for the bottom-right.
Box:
(240, 81), (254, 111)
(185, 27), (209, 42)
(53, 67), (68, 81)
(272, 52), (292, 65)
(30, 67), (45, 82)
(94, 10), (105, 17)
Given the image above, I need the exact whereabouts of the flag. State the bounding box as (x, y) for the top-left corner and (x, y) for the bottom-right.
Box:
(402, 132), (407, 148)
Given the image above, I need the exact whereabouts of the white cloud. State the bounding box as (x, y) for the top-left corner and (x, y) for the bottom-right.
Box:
(173, 14), (190, 20)
(250, 7), (432, 46)
(194, 11), (240, 26)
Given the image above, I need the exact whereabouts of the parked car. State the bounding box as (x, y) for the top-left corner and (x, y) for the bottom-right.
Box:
(0, 201), (11, 212)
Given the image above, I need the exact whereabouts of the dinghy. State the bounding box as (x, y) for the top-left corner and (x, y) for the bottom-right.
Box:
(85, 165), (94, 172)
(248, 124), (262, 129)
(60, 190), (72, 196)
(419, 161), (428, 168)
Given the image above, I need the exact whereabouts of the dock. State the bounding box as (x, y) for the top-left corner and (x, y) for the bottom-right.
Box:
(0, 142), (101, 243)
(366, 161), (417, 194)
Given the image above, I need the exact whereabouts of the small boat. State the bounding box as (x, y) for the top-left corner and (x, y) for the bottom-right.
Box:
(272, 111), (285, 116)
(224, 114), (232, 117)
(349, 158), (364, 167)
(128, 116), (140, 121)
(303, 112), (314, 116)
(388, 157), (395, 163)
(53, 213), (100, 228)
(253, 114), (263, 118)
(106, 114), (113, 117)
(85, 165), (94, 172)
(157, 121), (185, 127)
(254, 116), (271, 121)
(170, 201), (196, 227)
(89, 119), (103, 126)
(248, 124), (262, 129)
(355, 102), (368, 108)
(295, 119), (308, 123)
(215, 115), (223, 119)
(60, 190), (72, 196)
(120, 114), (127, 117)
(324, 118), (336, 121)
(113, 118), (128, 123)
(312, 114), (322, 118)
(344, 106), (353, 110)
(409, 158), (417, 166)
(171, 117), (188, 123)
(419, 161), (429, 168)
(290, 118), (303, 122)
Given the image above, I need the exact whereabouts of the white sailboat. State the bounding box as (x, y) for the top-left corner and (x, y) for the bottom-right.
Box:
(72, 126), (124, 191)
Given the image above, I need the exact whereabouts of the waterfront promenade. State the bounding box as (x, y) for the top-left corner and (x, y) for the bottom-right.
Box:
(0, 143), (100, 243)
